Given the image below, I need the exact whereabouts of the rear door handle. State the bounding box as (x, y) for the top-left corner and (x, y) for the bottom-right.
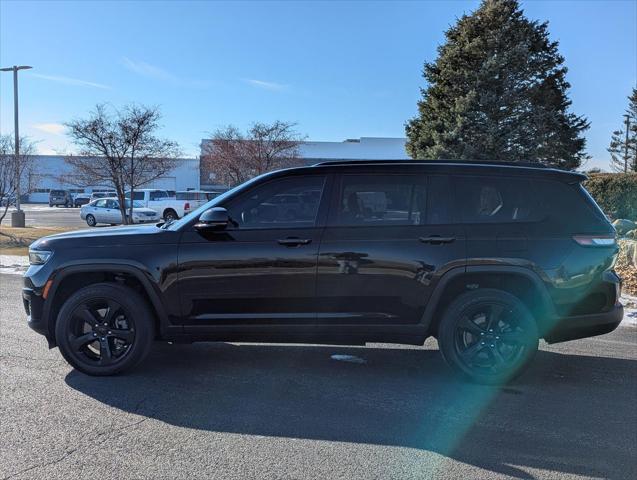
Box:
(278, 238), (312, 247)
(419, 236), (456, 244)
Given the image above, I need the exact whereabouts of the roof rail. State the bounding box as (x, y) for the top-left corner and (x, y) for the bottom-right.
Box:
(313, 159), (549, 168)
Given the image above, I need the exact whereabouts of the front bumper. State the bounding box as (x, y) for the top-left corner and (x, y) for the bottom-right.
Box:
(22, 286), (54, 346)
(544, 302), (624, 343)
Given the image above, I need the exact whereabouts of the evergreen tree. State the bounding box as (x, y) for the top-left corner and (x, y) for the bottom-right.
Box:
(406, 0), (589, 170)
(608, 88), (637, 173)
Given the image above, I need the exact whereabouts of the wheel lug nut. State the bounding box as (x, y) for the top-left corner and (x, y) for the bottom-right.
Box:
(93, 333), (97, 337)
(108, 331), (112, 334)
(490, 344), (495, 348)
(481, 342), (485, 345)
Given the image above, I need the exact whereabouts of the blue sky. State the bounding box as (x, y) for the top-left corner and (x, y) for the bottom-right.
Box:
(1, 0), (635, 170)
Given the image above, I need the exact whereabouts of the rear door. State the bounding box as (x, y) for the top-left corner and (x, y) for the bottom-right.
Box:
(315, 172), (465, 326)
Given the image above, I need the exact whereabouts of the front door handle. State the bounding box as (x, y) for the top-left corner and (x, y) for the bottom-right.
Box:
(278, 238), (312, 247)
(419, 235), (456, 244)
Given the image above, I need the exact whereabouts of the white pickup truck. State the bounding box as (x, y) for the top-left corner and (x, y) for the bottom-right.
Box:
(125, 189), (191, 221)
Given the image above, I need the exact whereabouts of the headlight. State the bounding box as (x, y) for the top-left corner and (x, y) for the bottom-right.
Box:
(29, 250), (52, 265)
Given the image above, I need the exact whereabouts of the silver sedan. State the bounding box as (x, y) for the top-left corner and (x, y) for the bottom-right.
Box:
(80, 198), (159, 226)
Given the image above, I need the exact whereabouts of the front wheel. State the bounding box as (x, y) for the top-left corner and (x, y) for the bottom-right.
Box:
(437, 289), (538, 385)
(85, 214), (96, 227)
(55, 283), (154, 376)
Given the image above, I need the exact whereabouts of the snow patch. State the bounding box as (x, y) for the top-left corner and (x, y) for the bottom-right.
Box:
(0, 255), (28, 275)
(621, 294), (637, 327)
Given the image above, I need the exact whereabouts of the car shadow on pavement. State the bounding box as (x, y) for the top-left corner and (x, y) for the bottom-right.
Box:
(66, 343), (637, 479)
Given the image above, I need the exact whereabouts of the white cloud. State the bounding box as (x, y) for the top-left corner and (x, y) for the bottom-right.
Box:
(243, 78), (288, 91)
(32, 74), (110, 90)
(122, 57), (208, 88)
(32, 123), (65, 135)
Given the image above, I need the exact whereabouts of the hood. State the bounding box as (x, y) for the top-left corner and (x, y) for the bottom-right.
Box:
(131, 208), (158, 215)
(31, 225), (178, 250)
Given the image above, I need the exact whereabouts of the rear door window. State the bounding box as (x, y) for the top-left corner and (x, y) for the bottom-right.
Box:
(330, 174), (427, 226)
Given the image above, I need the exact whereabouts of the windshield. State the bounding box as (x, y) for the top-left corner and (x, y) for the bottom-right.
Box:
(164, 175), (267, 230)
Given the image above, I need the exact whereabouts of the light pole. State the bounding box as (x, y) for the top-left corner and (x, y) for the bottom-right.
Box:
(0, 65), (32, 227)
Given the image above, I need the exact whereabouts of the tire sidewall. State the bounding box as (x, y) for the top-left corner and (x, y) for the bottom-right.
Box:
(86, 215), (96, 227)
(438, 289), (539, 385)
(55, 283), (154, 376)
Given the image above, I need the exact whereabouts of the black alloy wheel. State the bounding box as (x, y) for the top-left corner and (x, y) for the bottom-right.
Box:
(55, 283), (154, 375)
(438, 289), (538, 384)
(66, 298), (136, 367)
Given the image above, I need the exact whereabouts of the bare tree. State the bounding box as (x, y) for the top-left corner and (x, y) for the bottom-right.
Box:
(0, 134), (36, 225)
(65, 104), (181, 223)
(202, 121), (305, 186)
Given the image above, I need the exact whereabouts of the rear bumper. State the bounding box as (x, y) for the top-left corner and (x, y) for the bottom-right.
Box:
(545, 302), (624, 343)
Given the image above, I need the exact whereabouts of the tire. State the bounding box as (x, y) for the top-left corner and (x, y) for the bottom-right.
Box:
(163, 209), (178, 221)
(86, 214), (96, 227)
(55, 283), (154, 376)
(437, 288), (538, 385)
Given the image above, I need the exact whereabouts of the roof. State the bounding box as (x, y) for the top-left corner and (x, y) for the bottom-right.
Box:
(308, 159), (587, 182)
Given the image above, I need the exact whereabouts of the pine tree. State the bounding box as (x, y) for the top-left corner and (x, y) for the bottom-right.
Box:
(405, 0), (589, 170)
(608, 88), (637, 173)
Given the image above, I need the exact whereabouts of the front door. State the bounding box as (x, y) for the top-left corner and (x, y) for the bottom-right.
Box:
(177, 174), (330, 331)
(315, 172), (465, 326)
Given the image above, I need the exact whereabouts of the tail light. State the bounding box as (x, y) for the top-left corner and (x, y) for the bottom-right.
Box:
(572, 235), (616, 246)
(184, 202), (190, 211)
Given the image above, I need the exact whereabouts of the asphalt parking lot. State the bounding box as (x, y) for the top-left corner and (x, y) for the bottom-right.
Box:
(1, 273), (636, 480)
(0, 204), (86, 228)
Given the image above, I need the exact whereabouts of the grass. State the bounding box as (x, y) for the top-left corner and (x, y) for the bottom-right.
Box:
(0, 226), (80, 256)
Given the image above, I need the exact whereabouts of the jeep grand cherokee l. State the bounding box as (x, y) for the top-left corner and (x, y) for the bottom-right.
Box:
(23, 161), (623, 384)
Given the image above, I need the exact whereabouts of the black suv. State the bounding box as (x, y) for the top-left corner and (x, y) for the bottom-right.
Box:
(23, 161), (624, 383)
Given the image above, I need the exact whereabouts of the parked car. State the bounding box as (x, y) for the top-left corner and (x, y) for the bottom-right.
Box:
(89, 191), (117, 202)
(125, 189), (191, 221)
(176, 190), (221, 210)
(80, 198), (159, 226)
(49, 189), (73, 207)
(73, 194), (91, 208)
(24, 160), (623, 383)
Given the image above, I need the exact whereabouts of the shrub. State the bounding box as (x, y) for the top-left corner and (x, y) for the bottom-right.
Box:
(584, 173), (637, 220)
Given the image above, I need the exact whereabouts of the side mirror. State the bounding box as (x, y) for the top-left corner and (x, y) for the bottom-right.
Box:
(195, 207), (230, 230)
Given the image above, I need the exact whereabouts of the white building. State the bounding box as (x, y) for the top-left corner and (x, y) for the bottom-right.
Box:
(200, 136), (409, 187)
(26, 155), (200, 203)
(298, 137), (409, 163)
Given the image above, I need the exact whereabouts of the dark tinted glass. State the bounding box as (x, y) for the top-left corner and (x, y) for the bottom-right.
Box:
(332, 174), (426, 226)
(150, 191), (167, 200)
(225, 175), (326, 229)
(454, 176), (544, 223)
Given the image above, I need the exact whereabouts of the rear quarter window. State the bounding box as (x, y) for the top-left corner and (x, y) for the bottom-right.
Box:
(453, 175), (610, 231)
(454, 176), (544, 223)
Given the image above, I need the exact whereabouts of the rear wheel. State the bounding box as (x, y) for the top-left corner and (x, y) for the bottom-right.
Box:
(437, 289), (538, 384)
(163, 209), (178, 221)
(86, 214), (96, 227)
(55, 283), (154, 376)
